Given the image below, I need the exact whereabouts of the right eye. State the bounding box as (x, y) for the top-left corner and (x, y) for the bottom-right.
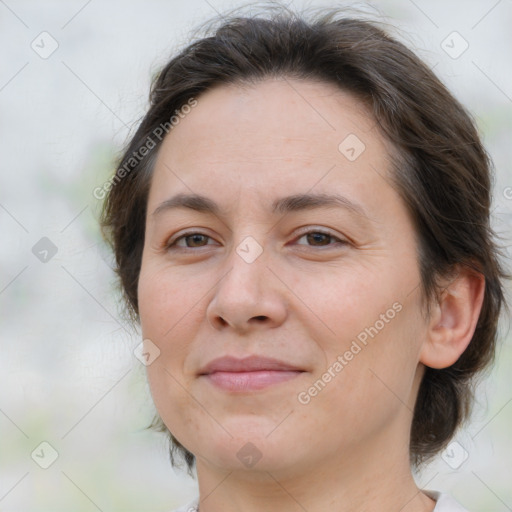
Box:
(166, 231), (219, 250)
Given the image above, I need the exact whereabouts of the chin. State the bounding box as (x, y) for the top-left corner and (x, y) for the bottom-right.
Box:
(195, 429), (303, 474)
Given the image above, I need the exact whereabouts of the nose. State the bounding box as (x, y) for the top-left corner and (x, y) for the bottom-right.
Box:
(206, 242), (288, 333)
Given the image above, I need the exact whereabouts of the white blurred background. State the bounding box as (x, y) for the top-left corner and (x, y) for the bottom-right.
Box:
(0, 0), (511, 510)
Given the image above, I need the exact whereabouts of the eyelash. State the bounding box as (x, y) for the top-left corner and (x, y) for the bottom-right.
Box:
(166, 228), (348, 251)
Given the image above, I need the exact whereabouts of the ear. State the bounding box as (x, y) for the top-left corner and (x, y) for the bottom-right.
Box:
(419, 266), (485, 369)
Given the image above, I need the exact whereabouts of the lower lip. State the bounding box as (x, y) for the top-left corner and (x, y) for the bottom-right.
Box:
(202, 370), (303, 391)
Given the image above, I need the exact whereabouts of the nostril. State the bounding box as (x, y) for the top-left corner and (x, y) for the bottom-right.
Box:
(253, 316), (268, 322)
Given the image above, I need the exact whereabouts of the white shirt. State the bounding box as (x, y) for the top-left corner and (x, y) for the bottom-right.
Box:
(424, 490), (470, 511)
(170, 490), (470, 512)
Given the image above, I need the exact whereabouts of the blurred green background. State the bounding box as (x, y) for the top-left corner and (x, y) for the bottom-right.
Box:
(0, 0), (511, 510)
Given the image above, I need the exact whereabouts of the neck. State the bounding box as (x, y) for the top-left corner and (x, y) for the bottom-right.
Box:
(193, 425), (436, 512)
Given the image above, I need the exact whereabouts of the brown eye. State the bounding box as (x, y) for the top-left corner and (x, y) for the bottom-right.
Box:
(295, 230), (347, 248)
(182, 234), (209, 247)
(167, 232), (216, 250)
(305, 232), (331, 246)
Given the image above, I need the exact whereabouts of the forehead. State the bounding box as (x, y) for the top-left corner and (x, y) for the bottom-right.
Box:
(149, 78), (393, 210)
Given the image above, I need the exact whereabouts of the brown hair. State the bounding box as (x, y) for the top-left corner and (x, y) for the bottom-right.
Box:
(101, 4), (509, 473)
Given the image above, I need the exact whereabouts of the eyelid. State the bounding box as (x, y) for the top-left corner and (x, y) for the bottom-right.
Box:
(293, 225), (345, 239)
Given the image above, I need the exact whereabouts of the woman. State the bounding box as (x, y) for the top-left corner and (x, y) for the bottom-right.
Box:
(101, 5), (508, 512)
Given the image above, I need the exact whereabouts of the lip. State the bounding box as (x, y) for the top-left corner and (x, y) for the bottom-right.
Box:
(198, 355), (304, 374)
(198, 355), (305, 392)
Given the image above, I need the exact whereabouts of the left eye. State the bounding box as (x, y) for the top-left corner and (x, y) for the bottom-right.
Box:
(295, 230), (346, 247)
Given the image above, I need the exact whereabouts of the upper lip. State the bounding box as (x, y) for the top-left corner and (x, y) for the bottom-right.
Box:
(198, 355), (304, 375)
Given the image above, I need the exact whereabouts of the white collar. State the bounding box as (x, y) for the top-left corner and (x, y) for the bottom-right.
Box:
(172, 490), (469, 512)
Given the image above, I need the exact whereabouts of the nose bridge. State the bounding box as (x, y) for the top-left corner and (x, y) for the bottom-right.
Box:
(206, 233), (288, 331)
(221, 234), (268, 303)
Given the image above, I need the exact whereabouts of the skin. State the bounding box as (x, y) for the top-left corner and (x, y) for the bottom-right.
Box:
(138, 78), (485, 512)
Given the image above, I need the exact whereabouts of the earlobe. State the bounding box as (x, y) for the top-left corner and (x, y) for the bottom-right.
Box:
(419, 268), (485, 369)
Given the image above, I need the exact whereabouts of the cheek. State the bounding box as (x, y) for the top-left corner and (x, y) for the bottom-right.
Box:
(138, 261), (211, 396)
(315, 301), (424, 426)
(300, 265), (423, 421)
(298, 265), (394, 353)
(138, 262), (203, 340)
(138, 268), (201, 442)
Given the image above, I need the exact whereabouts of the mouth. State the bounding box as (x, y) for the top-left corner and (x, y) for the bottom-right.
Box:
(198, 355), (305, 392)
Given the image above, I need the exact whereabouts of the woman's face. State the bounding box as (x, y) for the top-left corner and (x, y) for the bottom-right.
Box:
(138, 78), (428, 475)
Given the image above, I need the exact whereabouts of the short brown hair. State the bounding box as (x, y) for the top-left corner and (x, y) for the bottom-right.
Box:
(101, 4), (509, 472)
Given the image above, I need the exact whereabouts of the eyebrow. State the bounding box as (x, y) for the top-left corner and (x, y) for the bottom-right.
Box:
(152, 192), (371, 220)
